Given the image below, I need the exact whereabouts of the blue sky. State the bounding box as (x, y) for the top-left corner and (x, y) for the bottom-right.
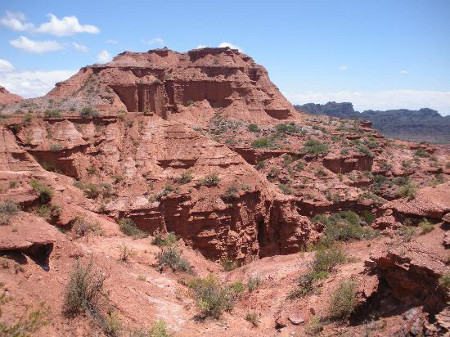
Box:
(1, 0), (449, 115)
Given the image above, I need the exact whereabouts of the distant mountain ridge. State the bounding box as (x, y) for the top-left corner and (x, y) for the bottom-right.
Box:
(295, 102), (450, 143)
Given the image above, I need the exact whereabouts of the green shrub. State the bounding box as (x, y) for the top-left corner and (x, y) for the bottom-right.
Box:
(275, 122), (301, 134)
(0, 284), (49, 336)
(247, 124), (260, 133)
(197, 174), (220, 187)
(399, 225), (417, 241)
(188, 275), (238, 319)
(176, 172), (193, 184)
(245, 313), (259, 327)
(72, 216), (100, 237)
(302, 139), (328, 157)
(255, 160), (265, 170)
(247, 275), (263, 292)
(361, 210), (375, 225)
(79, 107), (99, 118)
(305, 316), (323, 335)
(0, 199), (19, 226)
(418, 218), (434, 234)
(252, 137), (275, 149)
(278, 184), (292, 195)
(104, 310), (121, 336)
(221, 259), (239, 271)
(44, 109), (61, 118)
(30, 179), (53, 204)
(328, 279), (357, 320)
(398, 182), (417, 200)
(184, 100), (194, 107)
(118, 218), (148, 238)
(220, 186), (239, 202)
(312, 211), (374, 242)
(50, 143), (63, 152)
(439, 273), (450, 288)
(152, 231), (178, 247)
(414, 148), (430, 158)
(83, 183), (100, 199)
(157, 247), (193, 274)
(63, 260), (105, 316)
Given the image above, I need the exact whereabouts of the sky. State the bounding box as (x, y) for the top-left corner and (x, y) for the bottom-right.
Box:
(0, 0), (449, 115)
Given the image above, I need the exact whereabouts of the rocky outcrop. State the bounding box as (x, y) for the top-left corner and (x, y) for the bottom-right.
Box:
(0, 86), (22, 106)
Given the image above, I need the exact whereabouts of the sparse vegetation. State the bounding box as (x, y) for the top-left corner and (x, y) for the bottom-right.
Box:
(220, 186), (239, 202)
(399, 225), (417, 241)
(305, 316), (323, 335)
(118, 218), (148, 238)
(439, 273), (450, 288)
(79, 107), (99, 118)
(175, 171), (193, 184)
(0, 284), (49, 337)
(0, 199), (19, 226)
(328, 279), (357, 320)
(188, 275), (239, 319)
(72, 216), (100, 237)
(247, 123), (260, 133)
(63, 260), (106, 316)
(118, 244), (135, 262)
(157, 247), (193, 273)
(30, 179), (53, 204)
(196, 174), (220, 187)
(302, 139), (329, 157)
(251, 137), (276, 149)
(418, 218), (434, 234)
(152, 231), (178, 247)
(221, 259), (239, 271)
(247, 275), (263, 292)
(245, 313), (259, 327)
(44, 109), (62, 118)
(398, 181), (417, 200)
(278, 183), (292, 195)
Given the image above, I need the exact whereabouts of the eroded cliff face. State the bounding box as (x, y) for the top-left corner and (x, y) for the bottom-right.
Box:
(2, 48), (294, 123)
(0, 86), (22, 106)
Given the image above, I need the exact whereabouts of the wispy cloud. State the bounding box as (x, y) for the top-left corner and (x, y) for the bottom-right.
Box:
(9, 36), (64, 53)
(141, 38), (165, 46)
(0, 61), (76, 98)
(73, 42), (89, 53)
(399, 70), (408, 74)
(97, 50), (112, 63)
(0, 11), (100, 36)
(106, 39), (118, 44)
(0, 59), (14, 72)
(286, 90), (450, 116)
(339, 65), (349, 71)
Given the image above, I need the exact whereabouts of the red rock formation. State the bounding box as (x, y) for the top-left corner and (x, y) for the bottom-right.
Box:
(0, 86), (22, 106)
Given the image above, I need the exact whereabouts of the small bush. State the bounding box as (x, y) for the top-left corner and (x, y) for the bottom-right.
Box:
(176, 172), (193, 184)
(0, 284), (49, 336)
(399, 225), (417, 241)
(184, 100), (194, 107)
(439, 273), (450, 288)
(72, 216), (100, 237)
(149, 320), (171, 337)
(83, 183), (100, 199)
(104, 310), (121, 336)
(418, 218), (434, 234)
(118, 244), (135, 262)
(50, 143), (63, 152)
(157, 247), (193, 274)
(398, 182), (417, 200)
(312, 247), (346, 275)
(247, 275), (263, 292)
(30, 179), (53, 204)
(118, 218), (148, 238)
(44, 109), (61, 118)
(152, 231), (178, 247)
(79, 107), (99, 119)
(0, 199), (19, 225)
(220, 186), (239, 202)
(247, 124), (260, 133)
(328, 279), (357, 320)
(245, 313), (259, 327)
(305, 316), (323, 335)
(188, 275), (238, 319)
(278, 184), (292, 195)
(275, 122), (301, 134)
(221, 259), (239, 271)
(302, 139), (328, 157)
(63, 260), (105, 316)
(197, 174), (220, 187)
(252, 137), (275, 149)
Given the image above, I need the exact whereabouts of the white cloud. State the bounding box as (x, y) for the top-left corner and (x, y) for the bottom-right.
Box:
(339, 65), (349, 71)
(0, 11), (34, 31)
(97, 50), (112, 63)
(0, 59), (14, 72)
(400, 70), (408, 74)
(36, 14), (99, 36)
(0, 11), (99, 36)
(0, 69), (76, 98)
(287, 90), (450, 116)
(195, 45), (207, 49)
(218, 42), (243, 52)
(73, 42), (89, 53)
(9, 36), (64, 53)
(141, 38), (165, 46)
(106, 39), (118, 44)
